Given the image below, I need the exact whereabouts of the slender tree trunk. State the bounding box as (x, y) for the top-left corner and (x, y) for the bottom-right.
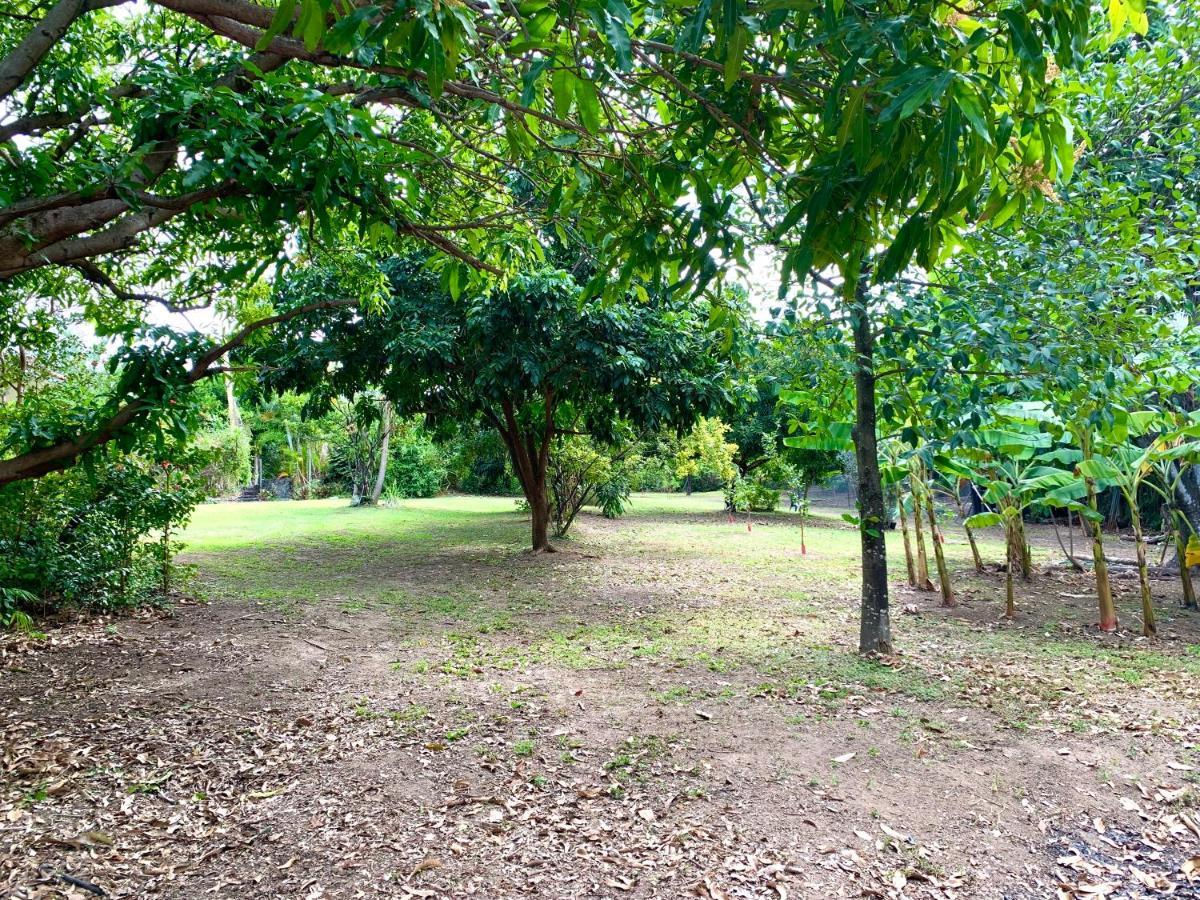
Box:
(1052, 509), (1085, 572)
(160, 466), (172, 595)
(370, 401), (393, 505)
(964, 521), (984, 573)
(224, 370), (242, 429)
(1130, 506), (1156, 637)
(926, 491), (955, 607)
(898, 491), (916, 585)
(1086, 478), (1118, 631)
(800, 484), (809, 556)
(1005, 522), (1016, 619)
(850, 292), (891, 655)
(911, 486), (933, 590)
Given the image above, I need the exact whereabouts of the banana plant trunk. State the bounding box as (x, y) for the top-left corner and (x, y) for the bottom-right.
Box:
(1086, 478), (1118, 631)
(1130, 506), (1156, 636)
(1017, 517), (1032, 581)
(911, 488), (933, 591)
(925, 492), (954, 607)
(1078, 431), (1118, 631)
(897, 491), (916, 586)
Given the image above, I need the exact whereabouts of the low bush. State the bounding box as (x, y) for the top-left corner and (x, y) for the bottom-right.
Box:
(387, 428), (449, 498)
(0, 449), (205, 617)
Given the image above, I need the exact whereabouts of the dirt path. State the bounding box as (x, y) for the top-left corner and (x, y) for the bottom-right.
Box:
(4, 504), (1200, 899)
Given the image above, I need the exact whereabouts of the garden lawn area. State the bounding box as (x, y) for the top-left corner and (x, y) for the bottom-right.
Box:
(5, 494), (1200, 899)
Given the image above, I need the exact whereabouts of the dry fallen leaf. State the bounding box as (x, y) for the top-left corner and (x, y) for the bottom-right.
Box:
(409, 856), (442, 878)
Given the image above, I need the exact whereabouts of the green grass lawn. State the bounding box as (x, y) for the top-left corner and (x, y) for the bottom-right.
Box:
(180, 492), (1001, 612)
(179, 491), (1195, 703)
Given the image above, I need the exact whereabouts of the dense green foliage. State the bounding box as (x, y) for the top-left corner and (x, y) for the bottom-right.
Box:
(0, 449), (204, 618)
(252, 256), (741, 548)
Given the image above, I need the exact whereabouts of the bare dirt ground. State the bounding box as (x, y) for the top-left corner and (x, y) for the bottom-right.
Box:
(3, 498), (1200, 899)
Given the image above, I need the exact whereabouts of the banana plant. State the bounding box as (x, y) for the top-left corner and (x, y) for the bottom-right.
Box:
(1037, 414), (1199, 636)
(1144, 435), (1200, 610)
(986, 401), (1121, 630)
(1067, 447), (1159, 635)
(956, 427), (1081, 619)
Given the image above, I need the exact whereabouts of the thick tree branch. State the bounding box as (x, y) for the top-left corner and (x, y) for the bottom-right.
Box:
(0, 0), (131, 101)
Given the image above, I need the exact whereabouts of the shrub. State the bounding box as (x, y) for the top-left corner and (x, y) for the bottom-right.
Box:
(387, 428), (449, 498)
(548, 436), (638, 536)
(628, 454), (678, 491)
(446, 428), (521, 495)
(0, 449), (205, 615)
(732, 476), (781, 512)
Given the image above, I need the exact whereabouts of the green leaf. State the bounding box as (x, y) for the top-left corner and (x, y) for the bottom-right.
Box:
(575, 78), (602, 133)
(603, 0), (633, 71)
(427, 38), (447, 99)
(257, 0), (297, 51)
(550, 67), (574, 118)
(724, 24), (749, 90)
(964, 512), (1003, 529)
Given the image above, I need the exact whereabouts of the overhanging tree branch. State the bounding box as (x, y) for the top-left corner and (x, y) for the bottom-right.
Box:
(0, 298), (359, 485)
(0, 0), (131, 101)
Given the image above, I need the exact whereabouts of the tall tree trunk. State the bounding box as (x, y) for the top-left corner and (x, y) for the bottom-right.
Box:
(850, 292), (891, 655)
(369, 401), (393, 505)
(493, 400), (556, 553)
(1130, 505), (1156, 637)
(897, 490), (916, 585)
(925, 491), (955, 607)
(1175, 466), (1200, 548)
(529, 478), (553, 552)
